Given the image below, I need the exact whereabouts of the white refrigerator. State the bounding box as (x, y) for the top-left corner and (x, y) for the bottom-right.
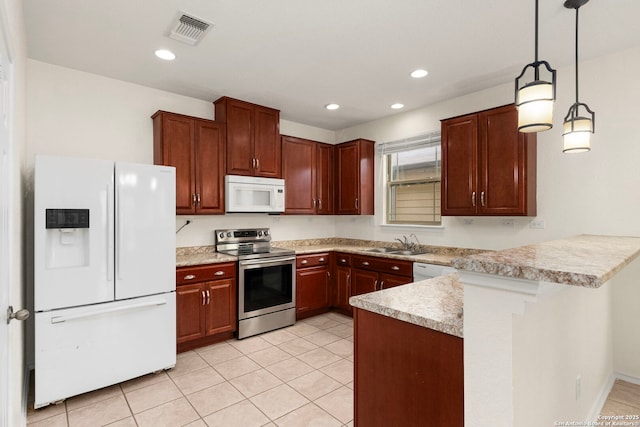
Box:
(33, 155), (176, 408)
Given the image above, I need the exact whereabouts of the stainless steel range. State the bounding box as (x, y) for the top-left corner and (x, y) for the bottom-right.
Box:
(215, 228), (296, 339)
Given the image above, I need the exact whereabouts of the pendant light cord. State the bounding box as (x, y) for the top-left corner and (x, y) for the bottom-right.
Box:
(534, 0), (540, 79)
(574, 7), (580, 106)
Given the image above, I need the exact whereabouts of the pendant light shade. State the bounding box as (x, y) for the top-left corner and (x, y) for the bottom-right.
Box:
(515, 0), (557, 133)
(563, 0), (594, 153)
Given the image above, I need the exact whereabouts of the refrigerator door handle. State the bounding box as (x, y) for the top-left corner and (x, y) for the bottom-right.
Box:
(50, 300), (168, 324)
(106, 183), (114, 282)
(116, 184), (123, 281)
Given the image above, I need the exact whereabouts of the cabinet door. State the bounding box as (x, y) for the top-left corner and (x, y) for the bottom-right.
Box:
(253, 105), (281, 178)
(441, 114), (479, 216)
(296, 266), (330, 314)
(334, 265), (352, 312)
(204, 279), (236, 336)
(379, 273), (412, 290)
(225, 99), (254, 176)
(154, 113), (196, 214)
(176, 283), (205, 343)
(316, 143), (334, 214)
(335, 141), (359, 214)
(479, 105), (535, 215)
(195, 120), (225, 214)
(352, 269), (378, 296)
(282, 136), (316, 214)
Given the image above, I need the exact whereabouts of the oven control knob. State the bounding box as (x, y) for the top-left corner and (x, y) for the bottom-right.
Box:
(226, 232), (232, 237)
(258, 231), (263, 237)
(264, 230), (269, 236)
(218, 232), (224, 239)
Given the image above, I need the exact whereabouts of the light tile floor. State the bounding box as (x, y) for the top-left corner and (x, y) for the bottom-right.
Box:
(27, 312), (355, 427)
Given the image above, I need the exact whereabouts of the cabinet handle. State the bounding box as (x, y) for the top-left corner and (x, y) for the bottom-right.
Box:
(214, 271), (224, 276)
(472, 191), (476, 207)
(301, 260), (308, 265)
(355, 198), (359, 209)
(196, 193), (201, 205)
(251, 158), (255, 168)
(184, 274), (196, 280)
(362, 261), (369, 266)
(201, 290), (206, 306)
(380, 281), (385, 290)
(319, 257), (325, 262)
(481, 191), (485, 207)
(206, 290), (210, 305)
(340, 259), (347, 264)
(192, 193), (197, 206)
(255, 158), (260, 170)
(391, 266), (400, 271)
(374, 280), (378, 290)
(318, 199), (322, 209)
(312, 199), (317, 208)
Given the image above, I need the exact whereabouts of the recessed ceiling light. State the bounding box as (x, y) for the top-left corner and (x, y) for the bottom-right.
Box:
(325, 103), (340, 110)
(410, 69), (428, 78)
(391, 103), (404, 110)
(155, 49), (176, 61)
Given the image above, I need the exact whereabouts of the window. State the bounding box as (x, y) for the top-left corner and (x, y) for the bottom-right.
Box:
(380, 132), (441, 225)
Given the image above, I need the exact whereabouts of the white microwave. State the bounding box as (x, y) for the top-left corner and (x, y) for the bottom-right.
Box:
(225, 175), (285, 213)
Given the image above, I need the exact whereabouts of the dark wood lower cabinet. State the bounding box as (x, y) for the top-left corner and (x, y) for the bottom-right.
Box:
(354, 308), (464, 427)
(176, 263), (236, 352)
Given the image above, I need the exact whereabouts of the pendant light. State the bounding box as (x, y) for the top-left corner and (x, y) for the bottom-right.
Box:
(515, 0), (557, 133)
(562, 0), (595, 153)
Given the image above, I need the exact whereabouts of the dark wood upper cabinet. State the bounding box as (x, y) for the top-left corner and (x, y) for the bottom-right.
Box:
(152, 111), (226, 215)
(214, 97), (281, 178)
(441, 104), (536, 216)
(335, 139), (375, 215)
(282, 135), (334, 215)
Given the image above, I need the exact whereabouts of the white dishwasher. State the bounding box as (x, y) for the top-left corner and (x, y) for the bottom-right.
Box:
(413, 262), (457, 281)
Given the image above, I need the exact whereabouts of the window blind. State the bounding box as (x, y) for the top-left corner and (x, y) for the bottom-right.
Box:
(377, 131), (441, 155)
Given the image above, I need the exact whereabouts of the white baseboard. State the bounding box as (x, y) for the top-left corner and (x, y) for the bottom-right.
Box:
(615, 371), (640, 386)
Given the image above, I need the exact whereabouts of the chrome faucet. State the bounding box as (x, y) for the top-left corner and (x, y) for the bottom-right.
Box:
(395, 234), (421, 252)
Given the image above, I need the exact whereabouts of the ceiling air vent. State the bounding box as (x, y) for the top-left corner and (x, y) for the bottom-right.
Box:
(169, 13), (212, 46)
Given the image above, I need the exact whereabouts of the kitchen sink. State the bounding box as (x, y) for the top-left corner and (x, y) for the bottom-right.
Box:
(365, 247), (426, 256)
(365, 247), (398, 253)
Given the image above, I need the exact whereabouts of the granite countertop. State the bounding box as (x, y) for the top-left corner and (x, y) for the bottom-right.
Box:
(176, 246), (236, 267)
(453, 234), (640, 288)
(349, 273), (463, 338)
(176, 238), (484, 268)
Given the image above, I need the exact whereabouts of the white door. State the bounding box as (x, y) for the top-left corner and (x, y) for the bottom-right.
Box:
(115, 162), (175, 300)
(0, 57), (11, 427)
(34, 156), (115, 311)
(0, 23), (13, 426)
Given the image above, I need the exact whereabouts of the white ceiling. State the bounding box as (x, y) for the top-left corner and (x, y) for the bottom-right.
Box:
(23, 0), (640, 130)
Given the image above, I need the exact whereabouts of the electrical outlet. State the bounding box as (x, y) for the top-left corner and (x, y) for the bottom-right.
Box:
(529, 219), (545, 229)
(576, 375), (582, 401)
(501, 219), (515, 227)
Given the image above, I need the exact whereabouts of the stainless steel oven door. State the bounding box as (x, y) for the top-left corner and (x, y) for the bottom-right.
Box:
(238, 256), (296, 320)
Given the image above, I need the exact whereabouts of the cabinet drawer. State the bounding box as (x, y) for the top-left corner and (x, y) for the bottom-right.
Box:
(352, 255), (412, 277)
(297, 253), (330, 269)
(176, 263), (236, 285)
(334, 253), (352, 267)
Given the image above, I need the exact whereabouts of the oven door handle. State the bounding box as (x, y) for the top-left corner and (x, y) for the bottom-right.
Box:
(240, 256), (296, 267)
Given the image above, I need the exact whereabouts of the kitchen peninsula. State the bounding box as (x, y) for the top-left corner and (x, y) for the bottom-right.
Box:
(350, 234), (640, 427)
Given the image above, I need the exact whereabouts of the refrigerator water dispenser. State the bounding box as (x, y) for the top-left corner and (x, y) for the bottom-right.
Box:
(45, 208), (90, 269)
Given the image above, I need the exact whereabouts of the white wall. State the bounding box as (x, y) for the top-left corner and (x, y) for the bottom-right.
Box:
(336, 46), (640, 250)
(512, 282), (614, 426)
